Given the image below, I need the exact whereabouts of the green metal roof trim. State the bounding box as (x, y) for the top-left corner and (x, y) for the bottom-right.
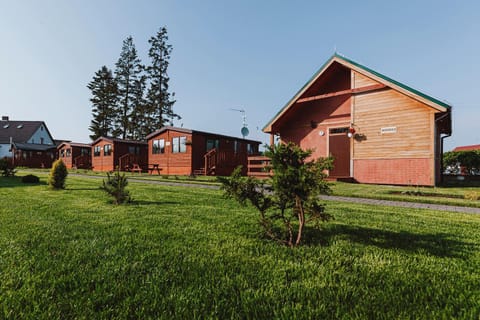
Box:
(337, 53), (452, 109)
(263, 53), (452, 132)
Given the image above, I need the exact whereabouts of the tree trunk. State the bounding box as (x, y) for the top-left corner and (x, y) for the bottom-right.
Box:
(295, 196), (305, 246)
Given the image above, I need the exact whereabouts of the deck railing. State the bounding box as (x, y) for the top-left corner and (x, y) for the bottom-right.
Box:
(119, 153), (140, 171)
(247, 156), (271, 178)
(73, 154), (91, 169)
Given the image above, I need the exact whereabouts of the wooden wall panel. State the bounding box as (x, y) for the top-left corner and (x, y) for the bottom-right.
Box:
(353, 89), (434, 159)
(353, 71), (379, 88)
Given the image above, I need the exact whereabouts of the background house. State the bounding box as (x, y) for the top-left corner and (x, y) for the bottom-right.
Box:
(146, 126), (261, 176)
(91, 137), (147, 172)
(263, 54), (452, 186)
(57, 142), (92, 169)
(0, 116), (57, 168)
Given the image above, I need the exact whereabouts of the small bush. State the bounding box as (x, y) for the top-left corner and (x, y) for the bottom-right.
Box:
(464, 191), (479, 201)
(101, 170), (131, 204)
(21, 174), (40, 184)
(48, 159), (68, 189)
(0, 158), (16, 177)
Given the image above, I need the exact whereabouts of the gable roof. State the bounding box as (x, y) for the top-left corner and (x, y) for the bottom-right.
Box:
(91, 136), (148, 146)
(57, 141), (91, 149)
(452, 144), (480, 152)
(0, 120), (53, 144)
(146, 126), (262, 145)
(263, 53), (452, 133)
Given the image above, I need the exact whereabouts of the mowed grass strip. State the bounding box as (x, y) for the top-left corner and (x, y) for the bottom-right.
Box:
(0, 176), (479, 319)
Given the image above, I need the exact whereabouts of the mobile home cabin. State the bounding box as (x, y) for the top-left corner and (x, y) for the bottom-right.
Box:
(57, 142), (92, 169)
(91, 137), (147, 172)
(146, 126), (261, 176)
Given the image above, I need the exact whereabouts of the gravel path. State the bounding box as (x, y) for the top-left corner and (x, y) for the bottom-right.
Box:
(40, 172), (480, 214)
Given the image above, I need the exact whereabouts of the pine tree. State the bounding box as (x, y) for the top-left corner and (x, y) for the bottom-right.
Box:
(114, 36), (144, 140)
(87, 66), (117, 140)
(129, 74), (148, 140)
(145, 27), (180, 130)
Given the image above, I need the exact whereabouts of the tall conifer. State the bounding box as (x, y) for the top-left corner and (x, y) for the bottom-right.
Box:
(87, 66), (117, 140)
(146, 27), (180, 130)
(114, 36), (144, 139)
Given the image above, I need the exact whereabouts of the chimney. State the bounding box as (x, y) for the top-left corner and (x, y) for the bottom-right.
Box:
(1, 116), (9, 121)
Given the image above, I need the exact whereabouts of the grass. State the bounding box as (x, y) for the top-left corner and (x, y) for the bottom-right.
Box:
(1, 174), (479, 319)
(331, 181), (480, 208)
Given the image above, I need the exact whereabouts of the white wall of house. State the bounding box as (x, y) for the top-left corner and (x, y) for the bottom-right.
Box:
(0, 143), (12, 158)
(28, 125), (54, 145)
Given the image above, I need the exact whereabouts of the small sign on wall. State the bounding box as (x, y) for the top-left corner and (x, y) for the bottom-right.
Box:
(380, 126), (397, 134)
(166, 141), (171, 146)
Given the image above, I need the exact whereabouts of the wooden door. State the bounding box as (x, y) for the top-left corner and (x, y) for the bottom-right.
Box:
(329, 128), (350, 177)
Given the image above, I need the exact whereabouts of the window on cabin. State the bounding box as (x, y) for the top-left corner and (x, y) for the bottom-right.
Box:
(247, 143), (256, 155)
(81, 148), (91, 156)
(329, 127), (349, 135)
(172, 136), (187, 153)
(60, 150), (65, 158)
(128, 146), (140, 155)
(234, 140), (240, 154)
(66, 148), (71, 157)
(206, 139), (219, 151)
(104, 144), (112, 156)
(152, 139), (165, 154)
(94, 146), (101, 157)
(40, 138), (44, 144)
(179, 137), (187, 153)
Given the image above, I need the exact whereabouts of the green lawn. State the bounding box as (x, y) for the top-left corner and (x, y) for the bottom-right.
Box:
(1, 175), (479, 319)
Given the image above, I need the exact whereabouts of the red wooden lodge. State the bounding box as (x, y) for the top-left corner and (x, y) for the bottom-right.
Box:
(146, 126), (261, 176)
(91, 136), (148, 172)
(57, 142), (92, 169)
(262, 54), (452, 186)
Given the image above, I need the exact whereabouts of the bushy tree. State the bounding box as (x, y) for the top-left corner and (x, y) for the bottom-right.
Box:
(88, 66), (118, 140)
(220, 142), (333, 247)
(48, 159), (68, 189)
(145, 27), (180, 129)
(443, 151), (480, 175)
(101, 169), (131, 204)
(0, 158), (15, 177)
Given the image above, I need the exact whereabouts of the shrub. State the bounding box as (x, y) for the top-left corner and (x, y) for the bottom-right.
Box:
(21, 174), (40, 184)
(464, 191), (479, 201)
(101, 169), (131, 204)
(48, 159), (68, 189)
(0, 158), (16, 177)
(219, 142), (333, 247)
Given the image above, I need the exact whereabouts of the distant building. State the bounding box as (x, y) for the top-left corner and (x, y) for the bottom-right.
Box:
(57, 142), (92, 169)
(452, 144), (480, 152)
(0, 116), (57, 168)
(263, 54), (452, 186)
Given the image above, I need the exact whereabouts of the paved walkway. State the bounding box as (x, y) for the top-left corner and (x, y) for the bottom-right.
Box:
(38, 172), (480, 214)
(319, 195), (480, 215)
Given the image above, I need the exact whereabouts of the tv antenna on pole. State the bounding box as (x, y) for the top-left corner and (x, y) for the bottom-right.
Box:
(229, 108), (249, 138)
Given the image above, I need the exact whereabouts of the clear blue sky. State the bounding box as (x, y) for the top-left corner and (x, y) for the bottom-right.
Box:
(1, 0), (479, 151)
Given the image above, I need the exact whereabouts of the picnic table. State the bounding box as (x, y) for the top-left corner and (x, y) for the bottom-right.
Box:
(148, 164), (162, 175)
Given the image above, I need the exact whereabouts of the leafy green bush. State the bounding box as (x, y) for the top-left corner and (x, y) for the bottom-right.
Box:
(220, 142), (333, 247)
(21, 174), (40, 184)
(0, 158), (16, 177)
(443, 150), (480, 175)
(48, 159), (68, 189)
(101, 170), (131, 204)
